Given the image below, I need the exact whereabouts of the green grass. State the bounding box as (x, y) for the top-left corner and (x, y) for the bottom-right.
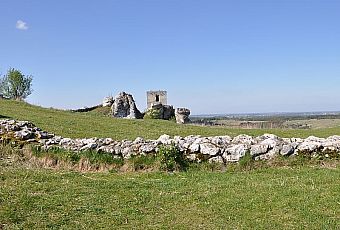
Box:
(2, 99), (340, 140)
(0, 163), (339, 229)
(1, 100), (340, 229)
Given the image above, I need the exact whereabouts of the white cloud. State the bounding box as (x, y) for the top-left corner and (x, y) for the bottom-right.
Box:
(16, 20), (28, 30)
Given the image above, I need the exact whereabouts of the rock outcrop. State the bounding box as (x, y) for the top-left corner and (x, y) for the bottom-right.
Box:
(144, 104), (175, 120)
(175, 108), (191, 124)
(111, 92), (143, 119)
(1, 119), (339, 163)
(102, 96), (114, 107)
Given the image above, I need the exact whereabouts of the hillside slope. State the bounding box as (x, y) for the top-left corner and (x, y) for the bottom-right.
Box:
(1, 99), (340, 140)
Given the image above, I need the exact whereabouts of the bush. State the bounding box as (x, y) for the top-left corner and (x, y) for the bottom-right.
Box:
(158, 144), (188, 172)
(143, 108), (162, 119)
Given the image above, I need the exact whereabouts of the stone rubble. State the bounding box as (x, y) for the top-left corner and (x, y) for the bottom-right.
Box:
(1, 119), (339, 162)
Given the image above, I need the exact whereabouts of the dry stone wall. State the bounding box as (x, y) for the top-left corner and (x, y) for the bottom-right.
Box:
(1, 119), (339, 162)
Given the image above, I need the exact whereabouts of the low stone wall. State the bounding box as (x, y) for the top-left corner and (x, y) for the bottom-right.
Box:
(1, 119), (339, 162)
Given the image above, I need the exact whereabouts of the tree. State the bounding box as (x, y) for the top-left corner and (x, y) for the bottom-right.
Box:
(0, 68), (33, 100)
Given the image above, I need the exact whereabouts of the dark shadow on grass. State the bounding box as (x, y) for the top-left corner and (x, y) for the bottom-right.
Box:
(0, 115), (11, 119)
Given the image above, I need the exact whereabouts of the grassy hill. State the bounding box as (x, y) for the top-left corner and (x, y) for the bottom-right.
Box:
(1, 99), (340, 140)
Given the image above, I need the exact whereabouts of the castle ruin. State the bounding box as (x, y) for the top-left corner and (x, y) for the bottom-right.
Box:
(146, 90), (167, 108)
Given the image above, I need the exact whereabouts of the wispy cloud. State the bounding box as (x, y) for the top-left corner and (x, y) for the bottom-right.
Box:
(16, 20), (28, 30)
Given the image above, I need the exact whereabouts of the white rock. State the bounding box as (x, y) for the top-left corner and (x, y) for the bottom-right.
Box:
(199, 143), (220, 156)
(208, 156), (224, 163)
(102, 96), (114, 107)
(232, 134), (254, 145)
(157, 134), (172, 145)
(223, 144), (248, 162)
(297, 141), (322, 152)
(140, 144), (155, 153)
(281, 144), (295, 156)
(189, 143), (200, 153)
(15, 129), (34, 140)
(250, 144), (269, 156)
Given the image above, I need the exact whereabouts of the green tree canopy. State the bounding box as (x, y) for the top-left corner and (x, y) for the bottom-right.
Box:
(0, 68), (33, 100)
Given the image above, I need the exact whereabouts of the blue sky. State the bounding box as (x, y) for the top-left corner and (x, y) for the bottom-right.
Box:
(1, 0), (339, 114)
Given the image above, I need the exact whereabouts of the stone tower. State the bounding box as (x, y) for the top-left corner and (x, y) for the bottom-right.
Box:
(147, 90), (167, 108)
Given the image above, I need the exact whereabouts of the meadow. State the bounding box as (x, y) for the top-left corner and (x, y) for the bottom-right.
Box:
(1, 99), (340, 140)
(1, 99), (339, 229)
(1, 160), (339, 229)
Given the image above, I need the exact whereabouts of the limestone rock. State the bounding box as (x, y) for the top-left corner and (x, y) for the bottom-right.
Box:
(111, 92), (143, 119)
(281, 144), (295, 156)
(144, 104), (175, 120)
(175, 108), (190, 124)
(297, 139), (322, 153)
(209, 136), (232, 146)
(208, 156), (224, 163)
(157, 134), (172, 145)
(223, 144), (248, 162)
(140, 144), (155, 153)
(232, 134), (254, 145)
(37, 131), (54, 139)
(250, 144), (269, 156)
(199, 143), (220, 156)
(189, 142), (200, 153)
(102, 96), (114, 107)
(15, 129), (35, 140)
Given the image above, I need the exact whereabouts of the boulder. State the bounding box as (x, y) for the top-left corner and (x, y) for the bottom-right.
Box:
(139, 144), (155, 153)
(111, 92), (143, 119)
(175, 108), (190, 124)
(223, 144), (248, 162)
(200, 143), (220, 156)
(144, 104), (175, 120)
(15, 129), (35, 140)
(281, 144), (295, 156)
(297, 139), (322, 153)
(250, 144), (269, 156)
(189, 142), (200, 153)
(157, 134), (172, 145)
(37, 131), (54, 139)
(102, 96), (114, 107)
(232, 134), (254, 145)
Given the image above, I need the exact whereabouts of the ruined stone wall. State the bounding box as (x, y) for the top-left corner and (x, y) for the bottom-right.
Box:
(147, 91), (167, 108)
(1, 119), (339, 163)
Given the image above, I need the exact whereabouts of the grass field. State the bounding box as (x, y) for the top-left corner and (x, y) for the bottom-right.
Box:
(1, 162), (339, 229)
(1, 99), (340, 229)
(1, 99), (340, 140)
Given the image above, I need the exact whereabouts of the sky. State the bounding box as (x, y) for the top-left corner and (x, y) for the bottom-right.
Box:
(0, 0), (339, 115)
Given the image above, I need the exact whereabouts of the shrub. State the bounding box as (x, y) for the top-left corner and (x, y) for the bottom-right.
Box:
(158, 144), (188, 172)
(143, 108), (162, 119)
